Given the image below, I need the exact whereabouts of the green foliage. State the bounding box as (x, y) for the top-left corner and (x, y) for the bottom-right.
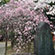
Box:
(48, 2), (55, 6)
(43, 1), (55, 22)
(0, 29), (5, 36)
(0, 0), (10, 6)
(5, 0), (10, 2)
(9, 31), (15, 40)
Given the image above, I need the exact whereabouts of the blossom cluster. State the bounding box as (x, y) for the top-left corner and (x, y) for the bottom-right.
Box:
(34, 0), (55, 9)
(0, 0), (50, 52)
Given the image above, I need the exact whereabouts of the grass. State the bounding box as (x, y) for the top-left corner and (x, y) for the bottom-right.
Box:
(0, 41), (34, 55)
(7, 41), (16, 55)
(0, 41), (15, 55)
(7, 46), (15, 55)
(1, 41), (54, 55)
(7, 42), (34, 55)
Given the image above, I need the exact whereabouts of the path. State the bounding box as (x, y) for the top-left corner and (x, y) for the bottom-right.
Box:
(0, 42), (5, 55)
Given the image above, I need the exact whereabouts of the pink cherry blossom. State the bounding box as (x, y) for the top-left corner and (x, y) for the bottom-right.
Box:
(0, 0), (51, 52)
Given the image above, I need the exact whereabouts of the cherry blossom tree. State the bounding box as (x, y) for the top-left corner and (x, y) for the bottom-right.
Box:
(0, 0), (50, 53)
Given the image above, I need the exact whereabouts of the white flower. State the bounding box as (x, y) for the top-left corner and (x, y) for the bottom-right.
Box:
(45, 0), (55, 3)
(52, 31), (55, 35)
(54, 32), (55, 35)
(34, 0), (55, 9)
(0, 0), (1, 2)
(16, 49), (20, 53)
(49, 7), (53, 11)
(46, 6), (55, 15)
(34, 3), (47, 9)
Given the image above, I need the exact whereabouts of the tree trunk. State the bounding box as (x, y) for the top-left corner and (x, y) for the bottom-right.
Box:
(5, 31), (8, 55)
(5, 38), (7, 55)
